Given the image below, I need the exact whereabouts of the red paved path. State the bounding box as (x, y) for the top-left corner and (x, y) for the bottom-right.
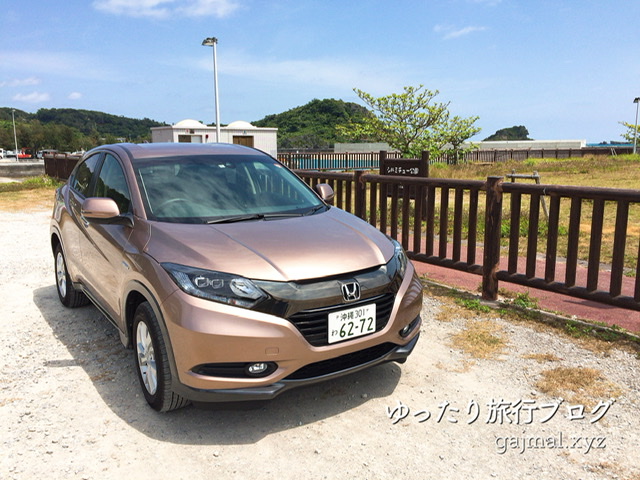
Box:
(413, 259), (640, 334)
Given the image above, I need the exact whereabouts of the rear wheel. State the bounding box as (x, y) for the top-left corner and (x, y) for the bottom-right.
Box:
(133, 302), (190, 412)
(54, 244), (89, 308)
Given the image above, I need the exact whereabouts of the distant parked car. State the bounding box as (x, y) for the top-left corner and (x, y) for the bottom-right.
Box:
(50, 143), (423, 411)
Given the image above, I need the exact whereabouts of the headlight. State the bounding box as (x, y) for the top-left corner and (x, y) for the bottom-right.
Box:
(162, 263), (267, 308)
(390, 238), (408, 278)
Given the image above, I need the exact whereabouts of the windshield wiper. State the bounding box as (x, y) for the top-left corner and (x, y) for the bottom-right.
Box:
(206, 212), (306, 224)
(304, 204), (327, 216)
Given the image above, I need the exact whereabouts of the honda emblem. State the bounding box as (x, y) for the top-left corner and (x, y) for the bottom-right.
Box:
(340, 281), (361, 302)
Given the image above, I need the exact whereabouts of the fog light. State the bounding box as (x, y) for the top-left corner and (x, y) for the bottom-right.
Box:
(399, 316), (420, 338)
(245, 362), (277, 377)
(248, 363), (268, 374)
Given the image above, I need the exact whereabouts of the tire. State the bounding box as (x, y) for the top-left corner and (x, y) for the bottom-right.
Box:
(54, 244), (89, 308)
(133, 302), (190, 412)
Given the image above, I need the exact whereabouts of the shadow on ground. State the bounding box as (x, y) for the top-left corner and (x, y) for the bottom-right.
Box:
(33, 284), (403, 445)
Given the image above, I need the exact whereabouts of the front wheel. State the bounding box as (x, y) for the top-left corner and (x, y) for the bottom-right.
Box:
(54, 244), (89, 308)
(133, 302), (189, 412)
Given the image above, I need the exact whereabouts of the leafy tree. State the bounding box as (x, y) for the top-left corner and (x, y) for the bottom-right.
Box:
(433, 114), (482, 164)
(483, 125), (532, 141)
(337, 85), (451, 157)
(619, 121), (639, 146)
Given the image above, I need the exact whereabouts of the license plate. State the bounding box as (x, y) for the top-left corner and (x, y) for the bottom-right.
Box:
(328, 304), (376, 344)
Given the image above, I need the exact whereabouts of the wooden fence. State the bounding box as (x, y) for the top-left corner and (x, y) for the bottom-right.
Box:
(295, 170), (640, 312)
(43, 153), (81, 180)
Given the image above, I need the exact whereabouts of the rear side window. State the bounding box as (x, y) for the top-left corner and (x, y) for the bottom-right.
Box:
(70, 154), (100, 196)
(94, 154), (131, 213)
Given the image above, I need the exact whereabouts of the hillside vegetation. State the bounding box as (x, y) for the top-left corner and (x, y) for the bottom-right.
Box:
(253, 98), (372, 150)
(483, 125), (532, 141)
(0, 107), (165, 153)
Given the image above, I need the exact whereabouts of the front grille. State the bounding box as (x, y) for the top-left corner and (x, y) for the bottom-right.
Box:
(288, 293), (395, 347)
(285, 342), (397, 380)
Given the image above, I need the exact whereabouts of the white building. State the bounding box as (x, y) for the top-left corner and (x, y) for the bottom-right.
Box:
(470, 139), (587, 150)
(151, 119), (278, 157)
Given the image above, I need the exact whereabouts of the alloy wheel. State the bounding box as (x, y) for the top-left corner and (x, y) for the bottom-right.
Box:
(55, 251), (67, 299)
(136, 321), (158, 395)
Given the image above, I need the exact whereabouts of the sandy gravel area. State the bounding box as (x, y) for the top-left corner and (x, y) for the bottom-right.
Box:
(1, 208), (639, 480)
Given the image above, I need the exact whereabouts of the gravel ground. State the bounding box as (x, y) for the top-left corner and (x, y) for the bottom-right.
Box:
(1, 209), (639, 480)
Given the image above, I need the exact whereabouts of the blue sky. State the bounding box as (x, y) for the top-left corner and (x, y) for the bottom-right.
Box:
(1, 0), (639, 143)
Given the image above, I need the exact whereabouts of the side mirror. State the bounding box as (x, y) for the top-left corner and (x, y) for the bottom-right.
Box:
(314, 183), (335, 205)
(81, 198), (133, 227)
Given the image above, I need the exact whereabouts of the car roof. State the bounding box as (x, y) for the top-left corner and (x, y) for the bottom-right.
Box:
(90, 142), (267, 162)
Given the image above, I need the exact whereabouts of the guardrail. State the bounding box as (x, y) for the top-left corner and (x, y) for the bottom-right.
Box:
(295, 170), (640, 311)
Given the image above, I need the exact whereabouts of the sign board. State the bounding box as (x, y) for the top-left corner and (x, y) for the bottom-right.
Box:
(379, 151), (429, 199)
(379, 150), (429, 178)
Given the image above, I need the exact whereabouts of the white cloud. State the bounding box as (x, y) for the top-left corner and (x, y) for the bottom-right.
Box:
(68, 92), (83, 100)
(434, 24), (487, 40)
(12, 91), (51, 103)
(93, 0), (239, 18)
(0, 77), (41, 88)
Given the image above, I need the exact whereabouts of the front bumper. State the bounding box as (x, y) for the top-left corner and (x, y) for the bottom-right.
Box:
(172, 332), (420, 403)
(159, 264), (424, 401)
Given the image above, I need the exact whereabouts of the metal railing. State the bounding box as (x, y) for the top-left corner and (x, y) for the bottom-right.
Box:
(281, 146), (634, 169)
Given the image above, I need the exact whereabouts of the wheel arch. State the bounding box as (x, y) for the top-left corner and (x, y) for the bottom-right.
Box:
(50, 229), (62, 254)
(123, 282), (180, 381)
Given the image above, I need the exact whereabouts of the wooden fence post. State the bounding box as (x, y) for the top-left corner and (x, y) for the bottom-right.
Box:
(421, 150), (430, 178)
(482, 176), (504, 301)
(354, 170), (366, 219)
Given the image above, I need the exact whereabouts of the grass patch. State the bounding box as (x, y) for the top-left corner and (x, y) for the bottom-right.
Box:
(524, 352), (561, 363)
(423, 280), (640, 355)
(0, 176), (60, 211)
(0, 175), (62, 192)
(535, 366), (623, 407)
(455, 297), (492, 313)
(511, 291), (539, 309)
(450, 319), (507, 359)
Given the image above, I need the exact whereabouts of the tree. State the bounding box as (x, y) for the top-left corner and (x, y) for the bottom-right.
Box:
(433, 114), (482, 164)
(337, 85), (451, 157)
(337, 85), (481, 159)
(619, 121), (639, 146)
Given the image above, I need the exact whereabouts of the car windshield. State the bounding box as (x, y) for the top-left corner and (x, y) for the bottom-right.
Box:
(134, 154), (325, 223)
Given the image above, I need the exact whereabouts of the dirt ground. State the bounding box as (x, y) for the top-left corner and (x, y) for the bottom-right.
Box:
(1, 208), (640, 480)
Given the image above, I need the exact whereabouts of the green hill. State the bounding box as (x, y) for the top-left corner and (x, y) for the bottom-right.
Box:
(33, 108), (164, 139)
(0, 107), (166, 153)
(253, 98), (372, 150)
(484, 125), (532, 141)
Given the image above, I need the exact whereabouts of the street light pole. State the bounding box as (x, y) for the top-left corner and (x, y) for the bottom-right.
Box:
(202, 37), (221, 143)
(11, 109), (19, 162)
(633, 97), (640, 155)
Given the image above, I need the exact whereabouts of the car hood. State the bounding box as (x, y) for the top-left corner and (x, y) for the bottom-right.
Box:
(144, 208), (394, 282)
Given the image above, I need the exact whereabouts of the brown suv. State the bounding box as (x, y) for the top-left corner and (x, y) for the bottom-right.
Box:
(50, 143), (423, 411)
